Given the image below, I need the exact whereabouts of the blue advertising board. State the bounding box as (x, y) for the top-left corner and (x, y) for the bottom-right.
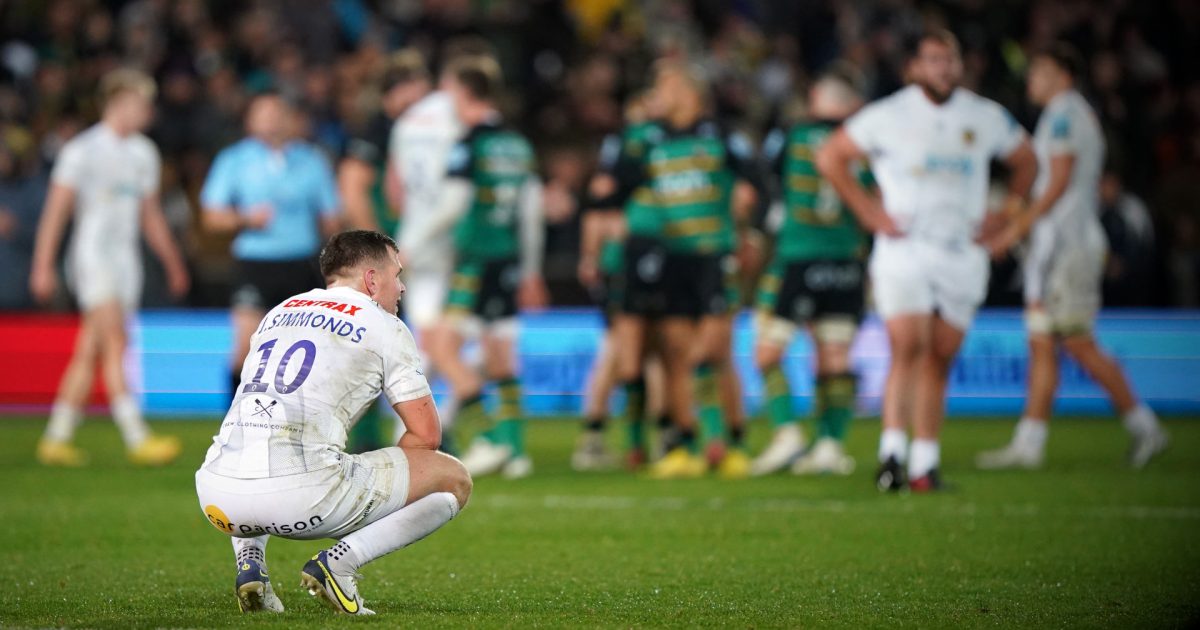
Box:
(130, 308), (1200, 418)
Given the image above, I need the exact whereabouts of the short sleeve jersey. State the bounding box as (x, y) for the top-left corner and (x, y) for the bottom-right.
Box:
(52, 124), (160, 266)
(200, 286), (431, 478)
(762, 120), (871, 261)
(613, 119), (759, 255)
(444, 119), (537, 263)
(200, 139), (340, 261)
(1033, 89), (1106, 235)
(391, 91), (465, 272)
(845, 85), (1026, 245)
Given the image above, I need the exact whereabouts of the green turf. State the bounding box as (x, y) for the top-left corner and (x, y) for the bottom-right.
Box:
(0, 416), (1198, 628)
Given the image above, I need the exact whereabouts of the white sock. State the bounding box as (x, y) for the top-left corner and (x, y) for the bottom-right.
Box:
(1014, 417), (1048, 450)
(329, 492), (460, 574)
(878, 428), (908, 463)
(233, 535), (269, 572)
(908, 439), (940, 479)
(44, 400), (83, 443)
(111, 394), (149, 448)
(1122, 404), (1160, 436)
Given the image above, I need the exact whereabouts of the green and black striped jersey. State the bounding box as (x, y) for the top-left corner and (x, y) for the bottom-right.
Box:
(445, 119), (537, 263)
(762, 121), (873, 261)
(611, 119), (759, 255)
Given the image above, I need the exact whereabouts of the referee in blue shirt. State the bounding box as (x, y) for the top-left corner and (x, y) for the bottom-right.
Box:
(202, 93), (341, 399)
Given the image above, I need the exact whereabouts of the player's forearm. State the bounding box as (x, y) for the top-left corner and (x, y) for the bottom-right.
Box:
(399, 430), (440, 450)
(1004, 142), (1038, 205)
(579, 212), (605, 265)
(31, 186), (74, 269)
(141, 201), (187, 273)
(1014, 153), (1069, 237)
(816, 141), (877, 226)
(826, 167), (879, 227)
(732, 180), (757, 228)
(201, 208), (246, 234)
(394, 395), (442, 450)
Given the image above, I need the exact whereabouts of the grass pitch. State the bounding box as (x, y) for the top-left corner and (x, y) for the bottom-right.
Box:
(0, 415), (1198, 628)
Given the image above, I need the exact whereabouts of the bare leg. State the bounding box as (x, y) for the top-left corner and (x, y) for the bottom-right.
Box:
(425, 323), (483, 399)
(54, 315), (101, 408)
(92, 302), (130, 398)
(41, 313), (100, 448)
(1061, 334), (1136, 414)
(907, 316), (965, 481)
(659, 317), (698, 433)
(583, 334), (618, 420)
(1023, 334), (1060, 421)
(880, 314), (928, 461)
(912, 316), (964, 440)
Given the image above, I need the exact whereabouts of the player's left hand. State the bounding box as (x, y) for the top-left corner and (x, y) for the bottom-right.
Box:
(0, 208), (15, 241)
(518, 276), (549, 311)
(29, 262), (57, 304)
(737, 229), (765, 278)
(982, 224), (1021, 260)
(977, 211), (1007, 243)
(167, 264), (191, 299)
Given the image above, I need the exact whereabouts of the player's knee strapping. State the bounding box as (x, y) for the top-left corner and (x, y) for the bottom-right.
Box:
(816, 372), (856, 441)
(762, 363), (793, 429)
(694, 362), (724, 443)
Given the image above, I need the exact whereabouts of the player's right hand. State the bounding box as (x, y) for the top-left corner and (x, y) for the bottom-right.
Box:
(242, 205), (273, 230)
(30, 263), (57, 304)
(518, 276), (550, 311)
(577, 257), (599, 289)
(871, 208), (903, 237)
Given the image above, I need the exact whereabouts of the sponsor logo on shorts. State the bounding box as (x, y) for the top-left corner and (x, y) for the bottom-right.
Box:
(204, 504), (235, 534)
(202, 503), (324, 536)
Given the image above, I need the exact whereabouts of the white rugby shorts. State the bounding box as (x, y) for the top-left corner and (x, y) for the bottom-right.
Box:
(66, 251), (141, 312)
(403, 269), (451, 332)
(195, 447), (410, 540)
(869, 236), (989, 331)
(1023, 222), (1106, 336)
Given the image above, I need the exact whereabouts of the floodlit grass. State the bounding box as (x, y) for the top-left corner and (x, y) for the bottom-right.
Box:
(1, 416), (1197, 628)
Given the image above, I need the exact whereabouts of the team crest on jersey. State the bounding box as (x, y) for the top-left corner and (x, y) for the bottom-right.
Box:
(962, 128), (976, 146)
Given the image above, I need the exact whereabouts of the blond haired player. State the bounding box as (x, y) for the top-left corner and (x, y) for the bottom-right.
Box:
(30, 68), (189, 467)
(195, 230), (470, 615)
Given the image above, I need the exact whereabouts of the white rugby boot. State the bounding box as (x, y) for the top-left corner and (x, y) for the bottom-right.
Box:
(791, 438), (856, 475)
(750, 424), (805, 476)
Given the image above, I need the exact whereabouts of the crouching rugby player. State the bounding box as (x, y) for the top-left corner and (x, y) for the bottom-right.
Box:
(195, 230), (471, 615)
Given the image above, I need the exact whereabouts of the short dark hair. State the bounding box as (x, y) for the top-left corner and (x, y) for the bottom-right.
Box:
(448, 56), (502, 101)
(319, 230), (398, 279)
(1039, 42), (1084, 82)
(908, 28), (961, 60)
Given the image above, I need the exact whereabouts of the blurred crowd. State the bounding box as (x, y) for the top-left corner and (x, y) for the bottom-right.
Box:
(1, 0), (1199, 310)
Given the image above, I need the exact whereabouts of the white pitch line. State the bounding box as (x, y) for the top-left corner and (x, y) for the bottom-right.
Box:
(479, 493), (1200, 522)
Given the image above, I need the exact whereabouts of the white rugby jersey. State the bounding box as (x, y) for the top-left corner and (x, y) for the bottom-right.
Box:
(1033, 89), (1106, 236)
(390, 91), (464, 274)
(201, 286), (431, 478)
(845, 85), (1026, 245)
(51, 123), (160, 269)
